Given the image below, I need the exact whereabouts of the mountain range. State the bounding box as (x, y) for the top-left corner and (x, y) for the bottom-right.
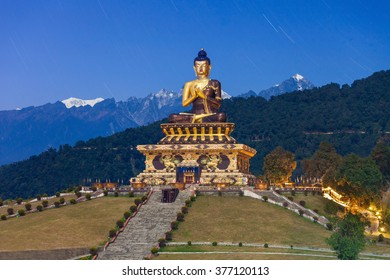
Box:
(0, 74), (311, 165)
(239, 74), (314, 99)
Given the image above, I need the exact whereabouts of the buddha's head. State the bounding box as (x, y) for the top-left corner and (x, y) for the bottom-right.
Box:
(193, 49), (211, 78)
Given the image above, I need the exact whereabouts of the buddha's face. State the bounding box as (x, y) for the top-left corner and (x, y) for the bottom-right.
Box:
(194, 60), (211, 78)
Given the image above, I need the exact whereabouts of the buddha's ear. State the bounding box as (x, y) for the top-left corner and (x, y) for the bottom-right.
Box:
(209, 64), (212, 70)
(193, 66), (197, 76)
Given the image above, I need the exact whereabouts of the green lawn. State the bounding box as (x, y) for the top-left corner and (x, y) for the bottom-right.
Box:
(0, 196), (135, 251)
(171, 196), (331, 247)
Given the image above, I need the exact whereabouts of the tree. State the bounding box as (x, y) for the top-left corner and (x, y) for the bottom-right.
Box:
(370, 142), (390, 181)
(327, 213), (366, 260)
(263, 146), (296, 184)
(302, 142), (342, 179)
(333, 154), (383, 207)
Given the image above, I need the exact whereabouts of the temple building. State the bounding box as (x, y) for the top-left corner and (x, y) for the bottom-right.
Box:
(131, 49), (256, 188)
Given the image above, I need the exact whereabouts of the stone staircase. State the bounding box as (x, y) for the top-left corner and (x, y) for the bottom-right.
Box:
(98, 189), (191, 260)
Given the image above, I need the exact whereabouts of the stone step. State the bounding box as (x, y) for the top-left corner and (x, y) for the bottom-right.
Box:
(98, 189), (191, 260)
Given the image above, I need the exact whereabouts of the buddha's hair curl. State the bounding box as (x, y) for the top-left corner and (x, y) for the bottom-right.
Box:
(194, 48), (210, 65)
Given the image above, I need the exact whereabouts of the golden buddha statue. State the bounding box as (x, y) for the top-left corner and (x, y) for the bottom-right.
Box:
(168, 49), (227, 123)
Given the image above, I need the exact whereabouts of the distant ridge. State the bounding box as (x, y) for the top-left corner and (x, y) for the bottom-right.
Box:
(240, 74), (314, 100)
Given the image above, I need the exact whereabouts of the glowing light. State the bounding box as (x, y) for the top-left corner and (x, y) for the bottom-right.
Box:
(376, 211), (380, 215)
(369, 206), (373, 210)
(380, 227), (385, 232)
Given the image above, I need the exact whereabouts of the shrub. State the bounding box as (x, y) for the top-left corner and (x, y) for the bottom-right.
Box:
(326, 223), (333, 231)
(128, 191), (134, 197)
(36, 205), (43, 212)
(290, 245), (294, 249)
(70, 198), (77, 204)
(177, 212), (184, 222)
(116, 220), (124, 228)
(89, 247), (98, 256)
(218, 191), (222, 197)
(36, 195), (41, 201)
(378, 234), (384, 243)
(312, 190), (316, 196)
(16, 198), (23, 205)
(109, 229), (117, 238)
(158, 238), (166, 248)
(324, 201), (339, 215)
(212, 241), (218, 246)
(151, 247), (158, 255)
(313, 209), (319, 214)
(25, 203), (32, 211)
(141, 195), (148, 202)
(238, 242), (243, 247)
(298, 209), (304, 216)
(291, 189), (296, 196)
(103, 190), (108, 196)
(185, 199), (191, 206)
(187, 241), (192, 246)
(55, 192), (60, 197)
(134, 198), (142, 206)
(239, 190), (244, 197)
(304, 190), (308, 196)
(313, 216), (318, 223)
(1, 215), (6, 220)
(283, 202), (288, 208)
(130, 205), (138, 213)
(7, 208), (14, 215)
(85, 194), (92, 200)
(42, 200), (49, 207)
(75, 191), (82, 198)
(91, 186), (97, 192)
(123, 211), (131, 219)
(287, 196), (294, 201)
(262, 195), (268, 202)
(114, 191), (119, 197)
(264, 243), (269, 248)
(190, 196), (196, 201)
(181, 206), (188, 214)
(165, 231), (172, 241)
(299, 200), (306, 207)
(18, 209), (26, 216)
(54, 201), (61, 208)
(0, 198), (3, 207)
(171, 221), (178, 230)
(59, 197), (65, 204)
(195, 189), (200, 196)
(42, 193), (48, 198)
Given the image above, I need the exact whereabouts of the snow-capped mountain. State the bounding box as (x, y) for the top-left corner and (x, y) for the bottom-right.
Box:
(62, 97), (105, 109)
(240, 74), (314, 99)
(0, 76), (297, 166)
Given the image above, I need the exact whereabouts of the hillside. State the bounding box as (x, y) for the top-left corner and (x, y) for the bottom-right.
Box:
(0, 70), (389, 199)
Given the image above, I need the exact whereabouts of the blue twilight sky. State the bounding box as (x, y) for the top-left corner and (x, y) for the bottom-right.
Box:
(1, 0), (390, 110)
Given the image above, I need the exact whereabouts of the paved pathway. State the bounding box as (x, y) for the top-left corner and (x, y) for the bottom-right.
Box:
(98, 189), (191, 260)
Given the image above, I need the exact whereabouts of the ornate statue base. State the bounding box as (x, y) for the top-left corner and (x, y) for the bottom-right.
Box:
(131, 123), (256, 188)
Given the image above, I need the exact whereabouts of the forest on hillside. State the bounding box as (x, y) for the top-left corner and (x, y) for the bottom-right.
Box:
(0, 70), (389, 199)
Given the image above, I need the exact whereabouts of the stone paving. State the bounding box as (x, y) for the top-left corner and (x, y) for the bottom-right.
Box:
(98, 189), (191, 260)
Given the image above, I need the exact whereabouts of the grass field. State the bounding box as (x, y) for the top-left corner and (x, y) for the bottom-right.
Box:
(171, 196), (331, 247)
(0, 196), (135, 251)
(152, 195), (390, 260)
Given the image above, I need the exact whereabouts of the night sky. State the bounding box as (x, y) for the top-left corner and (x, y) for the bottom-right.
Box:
(1, 0), (390, 110)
